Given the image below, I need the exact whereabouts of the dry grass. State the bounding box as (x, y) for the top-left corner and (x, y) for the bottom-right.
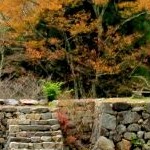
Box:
(0, 75), (74, 100)
(0, 75), (42, 99)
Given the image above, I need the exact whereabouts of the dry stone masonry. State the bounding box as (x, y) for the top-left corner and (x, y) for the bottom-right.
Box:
(1, 98), (150, 150)
(92, 99), (150, 150)
(0, 99), (63, 150)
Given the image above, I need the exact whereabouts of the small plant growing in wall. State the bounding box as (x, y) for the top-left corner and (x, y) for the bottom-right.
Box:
(42, 80), (62, 101)
(131, 135), (144, 148)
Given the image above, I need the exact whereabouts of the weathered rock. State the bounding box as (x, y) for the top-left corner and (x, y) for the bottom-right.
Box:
(38, 99), (48, 105)
(31, 136), (41, 143)
(5, 113), (12, 118)
(26, 114), (41, 120)
(31, 107), (49, 113)
(116, 139), (131, 150)
(0, 138), (5, 143)
(142, 112), (149, 119)
(18, 119), (30, 125)
(0, 112), (4, 119)
(142, 118), (150, 131)
(132, 106), (144, 112)
(100, 127), (109, 137)
(144, 104), (150, 114)
(41, 136), (52, 142)
(138, 119), (143, 124)
(51, 124), (60, 131)
(20, 99), (38, 105)
(137, 131), (144, 139)
(109, 131), (122, 142)
(43, 142), (55, 149)
(116, 124), (126, 134)
(103, 103), (117, 115)
(4, 99), (19, 106)
(143, 143), (150, 150)
(101, 113), (116, 130)
(112, 103), (131, 111)
(52, 135), (62, 142)
(9, 125), (20, 133)
(9, 142), (19, 149)
(144, 132), (150, 139)
(124, 132), (136, 140)
(41, 112), (52, 120)
(19, 125), (51, 131)
(93, 136), (115, 150)
(9, 137), (31, 143)
(127, 124), (140, 132)
(2, 107), (17, 112)
(119, 111), (141, 124)
(33, 143), (42, 149)
(17, 131), (27, 137)
(18, 108), (31, 114)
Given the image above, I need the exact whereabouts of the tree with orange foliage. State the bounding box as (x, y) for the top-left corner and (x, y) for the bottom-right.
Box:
(1, 0), (150, 98)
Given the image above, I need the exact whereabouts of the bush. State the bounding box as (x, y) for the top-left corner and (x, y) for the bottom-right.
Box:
(42, 80), (62, 101)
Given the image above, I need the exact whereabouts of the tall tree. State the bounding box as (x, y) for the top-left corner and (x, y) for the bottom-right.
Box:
(1, 0), (150, 98)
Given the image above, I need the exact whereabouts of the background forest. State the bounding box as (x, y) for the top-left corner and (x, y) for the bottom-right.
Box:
(0, 0), (150, 99)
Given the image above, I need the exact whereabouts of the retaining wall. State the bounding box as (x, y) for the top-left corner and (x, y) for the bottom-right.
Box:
(92, 98), (150, 150)
(0, 98), (150, 150)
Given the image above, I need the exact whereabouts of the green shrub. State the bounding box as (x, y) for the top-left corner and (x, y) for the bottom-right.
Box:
(131, 135), (144, 148)
(42, 81), (62, 101)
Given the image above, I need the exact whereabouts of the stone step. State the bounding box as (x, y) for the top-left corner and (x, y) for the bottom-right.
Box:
(17, 107), (51, 113)
(10, 149), (56, 150)
(10, 130), (62, 137)
(9, 137), (31, 142)
(8, 135), (62, 142)
(30, 119), (59, 125)
(9, 142), (63, 149)
(9, 125), (58, 132)
(8, 119), (59, 125)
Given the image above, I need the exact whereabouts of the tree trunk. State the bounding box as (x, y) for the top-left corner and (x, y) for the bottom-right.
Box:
(74, 78), (79, 99)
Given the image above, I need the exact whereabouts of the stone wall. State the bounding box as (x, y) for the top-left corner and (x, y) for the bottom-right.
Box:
(0, 105), (63, 150)
(58, 99), (95, 149)
(92, 98), (150, 150)
(1, 98), (150, 150)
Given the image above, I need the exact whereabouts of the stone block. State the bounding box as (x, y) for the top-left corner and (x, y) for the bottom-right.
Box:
(2, 107), (17, 112)
(41, 136), (52, 142)
(9, 125), (20, 133)
(119, 111), (141, 124)
(31, 136), (41, 143)
(41, 113), (52, 120)
(51, 124), (60, 131)
(112, 103), (131, 111)
(127, 124), (140, 132)
(116, 139), (131, 150)
(42, 142), (55, 149)
(31, 107), (49, 113)
(19, 125), (51, 131)
(101, 113), (116, 130)
(124, 132), (136, 140)
(144, 132), (150, 140)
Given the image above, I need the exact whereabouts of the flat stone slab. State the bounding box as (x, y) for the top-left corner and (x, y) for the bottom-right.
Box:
(19, 99), (39, 105)
(4, 99), (19, 106)
(19, 125), (52, 131)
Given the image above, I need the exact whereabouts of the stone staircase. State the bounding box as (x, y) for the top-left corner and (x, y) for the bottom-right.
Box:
(4, 107), (63, 150)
